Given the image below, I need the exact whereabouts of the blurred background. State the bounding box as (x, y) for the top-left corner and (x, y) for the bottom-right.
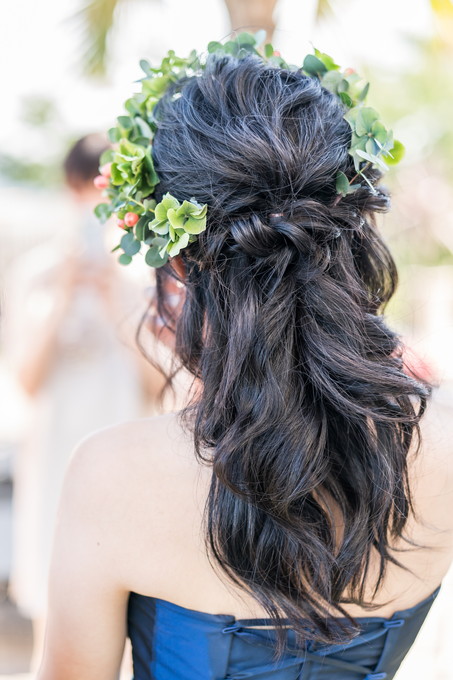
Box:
(0, 0), (452, 677)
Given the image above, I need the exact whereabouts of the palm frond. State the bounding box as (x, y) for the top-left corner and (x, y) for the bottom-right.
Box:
(70, 0), (128, 78)
(314, 0), (336, 21)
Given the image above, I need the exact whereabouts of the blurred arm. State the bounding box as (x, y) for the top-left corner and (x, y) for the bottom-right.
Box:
(37, 435), (130, 680)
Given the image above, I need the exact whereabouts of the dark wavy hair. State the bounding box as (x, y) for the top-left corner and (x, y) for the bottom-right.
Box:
(144, 54), (431, 656)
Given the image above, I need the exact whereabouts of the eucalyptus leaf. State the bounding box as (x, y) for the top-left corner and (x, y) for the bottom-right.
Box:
(120, 232), (141, 256)
(335, 171), (350, 196)
(118, 253), (132, 266)
(108, 127), (120, 143)
(94, 203), (112, 224)
(135, 215), (149, 242)
(358, 82), (370, 101)
(303, 54), (327, 77)
(99, 149), (114, 166)
(117, 115), (134, 130)
(207, 41), (223, 54)
(139, 59), (152, 76)
(145, 246), (168, 267)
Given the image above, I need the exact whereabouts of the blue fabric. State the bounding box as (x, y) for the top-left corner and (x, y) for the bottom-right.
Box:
(127, 585), (440, 679)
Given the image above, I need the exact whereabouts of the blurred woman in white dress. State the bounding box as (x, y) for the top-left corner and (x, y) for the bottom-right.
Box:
(4, 134), (166, 669)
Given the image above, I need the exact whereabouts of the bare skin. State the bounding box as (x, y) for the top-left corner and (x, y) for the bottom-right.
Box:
(37, 386), (453, 680)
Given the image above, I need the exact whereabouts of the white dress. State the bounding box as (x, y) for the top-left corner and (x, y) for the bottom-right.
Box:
(4, 220), (148, 618)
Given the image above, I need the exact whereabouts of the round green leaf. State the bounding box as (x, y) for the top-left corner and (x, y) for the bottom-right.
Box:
(120, 232), (141, 256)
(118, 254), (132, 266)
(303, 54), (327, 77)
(384, 139), (405, 166)
(145, 246), (168, 268)
(99, 149), (114, 166)
(108, 127), (120, 143)
(94, 203), (112, 224)
(335, 171), (350, 196)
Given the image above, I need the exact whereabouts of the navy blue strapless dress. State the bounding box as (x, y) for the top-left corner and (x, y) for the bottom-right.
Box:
(127, 586), (440, 679)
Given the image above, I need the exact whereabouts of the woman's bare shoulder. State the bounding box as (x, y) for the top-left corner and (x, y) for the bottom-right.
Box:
(416, 387), (453, 474)
(62, 411), (201, 538)
(68, 411), (197, 482)
(408, 387), (453, 538)
(58, 412), (202, 584)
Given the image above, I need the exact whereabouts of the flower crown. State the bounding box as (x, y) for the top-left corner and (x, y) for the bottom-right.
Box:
(94, 31), (404, 268)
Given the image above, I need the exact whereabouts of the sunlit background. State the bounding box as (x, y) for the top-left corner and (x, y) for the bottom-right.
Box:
(1, 0), (452, 677)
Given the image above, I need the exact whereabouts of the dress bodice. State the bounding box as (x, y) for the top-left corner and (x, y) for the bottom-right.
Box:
(127, 585), (440, 679)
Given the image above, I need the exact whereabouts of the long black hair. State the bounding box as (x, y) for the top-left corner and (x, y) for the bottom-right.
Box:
(147, 54), (430, 655)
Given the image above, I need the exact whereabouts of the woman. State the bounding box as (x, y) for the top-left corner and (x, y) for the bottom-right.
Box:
(38, 45), (453, 680)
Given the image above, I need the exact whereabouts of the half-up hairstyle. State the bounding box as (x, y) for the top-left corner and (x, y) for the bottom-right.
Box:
(148, 54), (430, 656)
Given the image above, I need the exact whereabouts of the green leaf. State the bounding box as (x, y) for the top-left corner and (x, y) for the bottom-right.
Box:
(365, 137), (378, 155)
(335, 171), (350, 196)
(303, 54), (327, 77)
(154, 193), (180, 221)
(264, 43), (274, 59)
(319, 70), (342, 93)
(118, 253), (132, 266)
(355, 149), (388, 171)
(139, 59), (152, 76)
(184, 215), (207, 234)
(135, 117), (152, 138)
(343, 107), (359, 129)
(94, 203), (112, 223)
(145, 245), (168, 267)
(120, 232), (141, 256)
(167, 208), (185, 229)
(143, 198), (156, 212)
(370, 120), (389, 146)
(125, 98), (142, 116)
(135, 214), (150, 242)
(108, 127), (120, 143)
(207, 41), (223, 54)
(358, 82), (370, 101)
(236, 32), (257, 47)
(99, 149), (114, 166)
(145, 235), (168, 248)
(355, 107), (380, 136)
(117, 115), (133, 130)
(313, 49), (339, 71)
(384, 139), (405, 166)
(167, 232), (190, 257)
(339, 92), (353, 107)
(150, 219), (170, 235)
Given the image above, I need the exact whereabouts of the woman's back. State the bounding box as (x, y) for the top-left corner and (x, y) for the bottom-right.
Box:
(105, 409), (452, 620)
(42, 402), (452, 679)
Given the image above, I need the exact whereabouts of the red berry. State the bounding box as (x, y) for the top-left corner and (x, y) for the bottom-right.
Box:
(117, 219), (126, 230)
(124, 212), (139, 227)
(94, 175), (109, 190)
(100, 162), (112, 178)
(274, 50), (281, 57)
(344, 68), (356, 76)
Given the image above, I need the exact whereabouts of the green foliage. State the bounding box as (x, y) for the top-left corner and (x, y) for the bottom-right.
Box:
(303, 52), (405, 189)
(95, 32), (403, 268)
